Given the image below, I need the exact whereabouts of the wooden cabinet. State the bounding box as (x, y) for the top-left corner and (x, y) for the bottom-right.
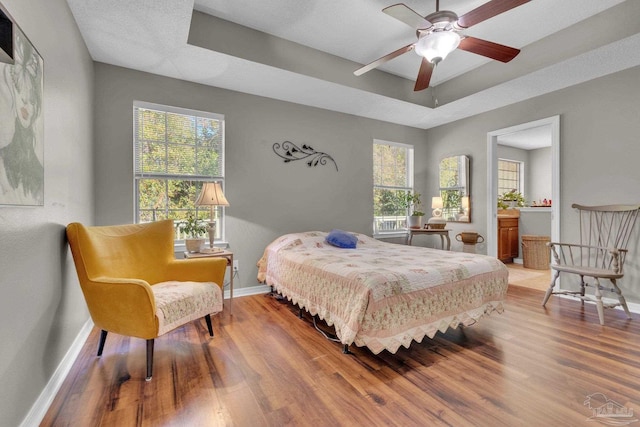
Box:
(498, 217), (519, 263)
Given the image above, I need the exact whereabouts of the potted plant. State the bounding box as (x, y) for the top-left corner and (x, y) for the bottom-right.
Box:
(498, 189), (526, 210)
(178, 213), (207, 253)
(400, 192), (424, 229)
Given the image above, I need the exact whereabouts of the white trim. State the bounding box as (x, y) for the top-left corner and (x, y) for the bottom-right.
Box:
(19, 319), (94, 427)
(133, 100), (225, 121)
(373, 139), (413, 150)
(228, 284), (271, 298)
(373, 231), (408, 240)
(519, 207), (552, 213)
(173, 241), (229, 257)
(557, 294), (640, 315)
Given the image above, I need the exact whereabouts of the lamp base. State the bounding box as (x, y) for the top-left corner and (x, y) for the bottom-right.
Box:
(207, 220), (216, 249)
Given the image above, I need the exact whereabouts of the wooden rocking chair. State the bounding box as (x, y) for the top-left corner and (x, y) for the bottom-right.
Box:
(542, 204), (640, 325)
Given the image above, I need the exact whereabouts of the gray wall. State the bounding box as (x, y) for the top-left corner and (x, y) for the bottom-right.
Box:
(93, 63), (429, 291)
(3, 5), (640, 424)
(425, 65), (640, 303)
(0, 0), (94, 425)
(528, 147), (552, 203)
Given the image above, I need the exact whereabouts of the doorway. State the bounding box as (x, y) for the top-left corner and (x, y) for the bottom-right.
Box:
(486, 116), (560, 288)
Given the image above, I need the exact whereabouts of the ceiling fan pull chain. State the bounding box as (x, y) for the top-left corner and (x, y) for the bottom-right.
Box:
(432, 63), (439, 107)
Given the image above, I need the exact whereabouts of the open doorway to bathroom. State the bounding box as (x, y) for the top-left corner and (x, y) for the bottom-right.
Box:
(487, 116), (560, 291)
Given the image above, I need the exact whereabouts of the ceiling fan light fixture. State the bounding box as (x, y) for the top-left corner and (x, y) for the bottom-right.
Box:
(415, 31), (461, 64)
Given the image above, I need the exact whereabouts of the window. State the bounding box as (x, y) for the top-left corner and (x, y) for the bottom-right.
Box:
(439, 155), (470, 221)
(498, 159), (522, 196)
(373, 140), (414, 235)
(133, 101), (225, 240)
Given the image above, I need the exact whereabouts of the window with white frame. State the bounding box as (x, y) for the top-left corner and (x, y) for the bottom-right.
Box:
(373, 140), (414, 235)
(498, 158), (522, 196)
(133, 101), (225, 240)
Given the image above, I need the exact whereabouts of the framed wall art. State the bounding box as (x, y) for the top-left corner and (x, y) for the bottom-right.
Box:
(0, 2), (44, 206)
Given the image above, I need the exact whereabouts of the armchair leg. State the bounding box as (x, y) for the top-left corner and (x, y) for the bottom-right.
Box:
(205, 314), (214, 337)
(97, 330), (108, 356)
(146, 339), (154, 381)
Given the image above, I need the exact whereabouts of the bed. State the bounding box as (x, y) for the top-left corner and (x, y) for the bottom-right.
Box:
(257, 231), (509, 354)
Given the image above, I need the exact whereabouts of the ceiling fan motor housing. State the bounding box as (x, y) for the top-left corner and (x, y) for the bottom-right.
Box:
(423, 10), (458, 31)
(415, 11), (461, 64)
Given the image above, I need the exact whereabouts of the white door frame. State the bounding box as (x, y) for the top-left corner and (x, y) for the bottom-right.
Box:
(486, 116), (561, 258)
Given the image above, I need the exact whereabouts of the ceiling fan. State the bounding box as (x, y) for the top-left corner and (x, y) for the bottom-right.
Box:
(354, 0), (530, 91)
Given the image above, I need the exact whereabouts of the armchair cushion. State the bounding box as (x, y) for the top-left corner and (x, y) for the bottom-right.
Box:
(153, 281), (222, 335)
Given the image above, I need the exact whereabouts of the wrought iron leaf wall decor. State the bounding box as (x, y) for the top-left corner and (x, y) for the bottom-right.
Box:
(273, 141), (338, 171)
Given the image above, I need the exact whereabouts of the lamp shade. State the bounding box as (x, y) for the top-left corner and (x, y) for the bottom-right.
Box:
(431, 196), (443, 209)
(462, 196), (469, 209)
(195, 182), (229, 207)
(415, 31), (461, 64)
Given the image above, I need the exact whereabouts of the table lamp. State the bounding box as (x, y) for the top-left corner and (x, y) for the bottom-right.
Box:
(431, 196), (443, 217)
(195, 182), (229, 249)
(427, 196), (446, 229)
(462, 196), (469, 212)
(457, 196), (470, 221)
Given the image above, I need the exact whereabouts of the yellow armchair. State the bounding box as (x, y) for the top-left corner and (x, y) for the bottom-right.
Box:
(66, 220), (227, 380)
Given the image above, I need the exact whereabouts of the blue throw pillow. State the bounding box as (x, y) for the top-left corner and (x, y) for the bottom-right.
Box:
(326, 229), (358, 248)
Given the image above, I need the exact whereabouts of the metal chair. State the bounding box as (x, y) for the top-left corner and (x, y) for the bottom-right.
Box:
(542, 204), (640, 325)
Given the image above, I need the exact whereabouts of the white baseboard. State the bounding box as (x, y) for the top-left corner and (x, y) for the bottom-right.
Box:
(227, 283), (271, 299)
(20, 319), (94, 427)
(557, 293), (640, 315)
(627, 301), (640, 314)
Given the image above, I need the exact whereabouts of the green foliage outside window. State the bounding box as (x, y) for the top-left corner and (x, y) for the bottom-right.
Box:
(134, 104), (224, 238)
(439, 156), (464, 220)
(373, 141), (414, 233)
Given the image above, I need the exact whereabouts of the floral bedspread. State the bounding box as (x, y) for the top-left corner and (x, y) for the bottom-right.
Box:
(257, 231), (509, 354)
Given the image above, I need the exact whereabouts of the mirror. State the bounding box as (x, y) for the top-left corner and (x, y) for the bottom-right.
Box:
(438, 155), (470, 222)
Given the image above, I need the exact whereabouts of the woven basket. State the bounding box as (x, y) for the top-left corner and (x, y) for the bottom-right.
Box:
(521, 235), (550, 270)
(427, 223), (446, 230)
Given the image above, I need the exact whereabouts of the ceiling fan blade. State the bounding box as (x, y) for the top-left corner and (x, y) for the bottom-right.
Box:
(354, 43), (415, 76)
(458, 36), (520, 63)
(383, 3), (432, 30)
(414, 58), (434, 91)
(457, 0), (530, 29)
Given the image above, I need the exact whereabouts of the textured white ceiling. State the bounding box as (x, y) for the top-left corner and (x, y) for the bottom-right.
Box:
(193, 0), (624, 84)
(498, 125), (551, 150)
(66, 0), (639, 129)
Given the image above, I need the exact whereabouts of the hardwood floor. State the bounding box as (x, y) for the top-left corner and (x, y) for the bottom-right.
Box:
(42, 287), (640, 426)
(506, 263), (551, 291)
